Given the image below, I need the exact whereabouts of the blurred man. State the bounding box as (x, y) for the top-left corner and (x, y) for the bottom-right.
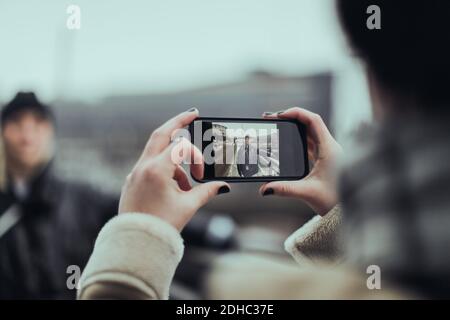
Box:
(237, 135), (259, 177)
(0, 92), (117, 299)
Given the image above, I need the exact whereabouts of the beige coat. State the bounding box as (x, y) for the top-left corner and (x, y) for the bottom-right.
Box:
(77, 207), (409, 299)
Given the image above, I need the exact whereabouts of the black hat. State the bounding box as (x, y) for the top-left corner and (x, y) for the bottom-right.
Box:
(1, 92), (54, 126)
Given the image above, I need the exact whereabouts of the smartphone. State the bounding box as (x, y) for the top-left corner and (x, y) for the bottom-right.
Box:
(189, 117), (309, 182)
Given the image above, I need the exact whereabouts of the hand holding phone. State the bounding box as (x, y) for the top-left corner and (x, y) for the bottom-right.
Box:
(118, 109), (230, 231)
(261, 108), (343, 216)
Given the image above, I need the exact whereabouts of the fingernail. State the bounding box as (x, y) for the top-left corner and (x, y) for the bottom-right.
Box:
(263, 112), (275, 116)
(217, 185), (230, 195)
(276, 110), (286, 115)
(187, 107), (198, 113)
(262, 188), (274, 196)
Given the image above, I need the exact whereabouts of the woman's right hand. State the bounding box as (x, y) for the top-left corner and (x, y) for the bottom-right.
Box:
(260, 107), (342, 216)
(118, 109), (230, 231)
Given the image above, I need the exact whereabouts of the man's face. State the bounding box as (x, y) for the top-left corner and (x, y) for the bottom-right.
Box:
(245, 137), (250, 146)
(2, 111), (54, 171)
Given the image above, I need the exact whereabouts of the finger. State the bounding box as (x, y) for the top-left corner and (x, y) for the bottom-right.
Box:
(307, 137), (317, 160)
(308, 148), (315, 164)
(161, 137), (204, 178)
(263, 108), (331, 144)
(262, 113), (280, 120)
(277, 107), (332, 143)
(173, 165), (192, 191)
(144, 108), (199, 157)
(260, 180), (310, 198)
(188, 182), (230, 209)
(259, 182), (269, 195)
(190, 146), (205, 181)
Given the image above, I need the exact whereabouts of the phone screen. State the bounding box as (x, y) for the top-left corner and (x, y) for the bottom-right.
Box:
(189, 118), (308, 182)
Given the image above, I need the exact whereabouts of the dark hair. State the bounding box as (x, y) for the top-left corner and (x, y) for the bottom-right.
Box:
(1, 92), (54, 126)
(337, 0), (450, 107)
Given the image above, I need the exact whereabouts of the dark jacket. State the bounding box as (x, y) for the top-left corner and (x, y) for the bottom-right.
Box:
(0, 164), (118, 299)
(237, 144), (259, 178)
(340, 115), (450, 298)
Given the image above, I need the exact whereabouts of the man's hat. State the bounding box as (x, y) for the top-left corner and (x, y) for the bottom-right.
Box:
(1, 92), (54, 126)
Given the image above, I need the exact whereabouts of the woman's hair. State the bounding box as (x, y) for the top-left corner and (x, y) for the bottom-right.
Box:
(337, 0), (450, 108)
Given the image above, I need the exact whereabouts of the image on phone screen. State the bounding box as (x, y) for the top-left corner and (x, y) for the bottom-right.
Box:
(190, 118), (308, 182)
(211, 121), (279, 178)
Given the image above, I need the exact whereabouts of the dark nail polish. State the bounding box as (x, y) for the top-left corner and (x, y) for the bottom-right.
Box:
(276, 110), (286, 115)
(263, 188), (274, 196)
(263, 112), (275, 116)
(187, 107), (197, 112)
(217, 185), (230, 195)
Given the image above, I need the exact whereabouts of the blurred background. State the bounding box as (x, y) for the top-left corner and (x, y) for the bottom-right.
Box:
(0, 0), (372, 298)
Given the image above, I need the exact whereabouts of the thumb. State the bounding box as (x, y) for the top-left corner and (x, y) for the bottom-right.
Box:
(189, 182), (230, 209)
(260, 180), (310, 199)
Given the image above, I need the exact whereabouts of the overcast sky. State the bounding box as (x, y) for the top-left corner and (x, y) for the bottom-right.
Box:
(0, 0), (352, 103)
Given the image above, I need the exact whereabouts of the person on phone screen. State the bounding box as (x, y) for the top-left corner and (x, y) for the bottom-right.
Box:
(236, 135), (259, 177)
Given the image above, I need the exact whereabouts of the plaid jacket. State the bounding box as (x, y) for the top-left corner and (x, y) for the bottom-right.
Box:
(339, 115), (450, 298)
